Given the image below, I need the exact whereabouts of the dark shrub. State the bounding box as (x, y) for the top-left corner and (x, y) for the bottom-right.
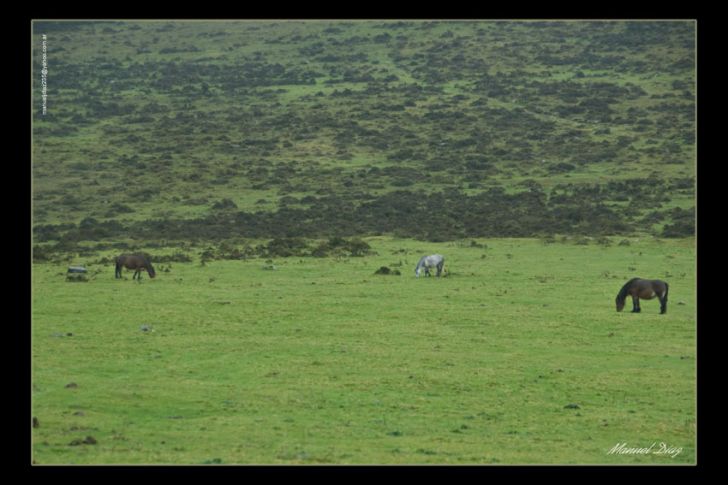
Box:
(662, 207), (695, 237)
(265, 238), (310, 257)
(33, 245), (53, 262)
(153, 252), (193, 263)
(212, 198), (238, 210)
(312, 237), (373, 257)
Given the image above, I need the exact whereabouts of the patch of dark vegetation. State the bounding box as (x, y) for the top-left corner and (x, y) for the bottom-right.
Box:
(34, 176), (693, 257)
(252, 237), (374, 258)
(33, 245), (56, 262)
(661, 207), (695, 238)
(69, 436), (97, 446)
(374, 266), (401, 275)
(311, 237), (373, 257)
(264, 237), (311, 258)
(211, 198), (238, 210)
(152, 252), (194, 263)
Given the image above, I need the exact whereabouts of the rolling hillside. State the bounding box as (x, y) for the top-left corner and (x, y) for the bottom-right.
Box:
(32, 20), (695, 255)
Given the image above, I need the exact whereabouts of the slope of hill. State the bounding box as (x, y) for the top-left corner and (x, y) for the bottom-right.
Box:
(32, 20), (695, 252)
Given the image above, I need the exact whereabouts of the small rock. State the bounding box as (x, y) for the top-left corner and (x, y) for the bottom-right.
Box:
(564, 403), (580, 409)
(65, 382), (78, 389)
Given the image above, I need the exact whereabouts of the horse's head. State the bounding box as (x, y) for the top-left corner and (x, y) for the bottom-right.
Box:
(147, 262), (156, 278)
(615, 296), (625, 312)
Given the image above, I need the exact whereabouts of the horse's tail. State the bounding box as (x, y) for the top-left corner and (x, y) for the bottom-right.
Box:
(660, 281), (669, 313)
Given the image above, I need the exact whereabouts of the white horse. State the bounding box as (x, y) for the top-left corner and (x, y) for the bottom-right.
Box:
(415, 254), (445, 278)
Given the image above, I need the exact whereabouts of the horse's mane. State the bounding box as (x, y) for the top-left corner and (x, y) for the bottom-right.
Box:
(415, 255), (427, 268)
(616, 277), (641, 302)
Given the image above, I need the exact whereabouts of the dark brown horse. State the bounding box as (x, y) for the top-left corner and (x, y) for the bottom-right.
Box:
(115, 254), (156, 280)
(616, 278), (668, 314)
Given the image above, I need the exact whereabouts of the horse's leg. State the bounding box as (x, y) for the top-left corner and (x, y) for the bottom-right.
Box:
(631, 295), (641, 313)
(659, 292), (668, 314)
(436, 262), (443, 277)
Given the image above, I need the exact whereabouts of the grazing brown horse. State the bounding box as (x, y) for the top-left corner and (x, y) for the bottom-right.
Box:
(615, 278), (668, 314)
(115, 254), (156, 280)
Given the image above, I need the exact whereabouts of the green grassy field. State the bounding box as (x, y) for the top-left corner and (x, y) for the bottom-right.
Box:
(31, 236), (696, 464)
